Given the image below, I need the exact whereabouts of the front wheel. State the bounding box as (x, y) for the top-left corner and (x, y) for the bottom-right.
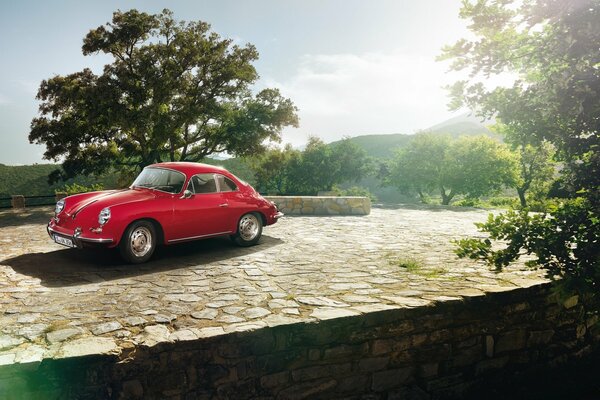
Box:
(232, 213), (262, 247)
(119, 220), (156, 263)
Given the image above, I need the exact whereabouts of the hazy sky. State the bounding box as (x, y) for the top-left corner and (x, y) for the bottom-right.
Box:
(0, 0), (470, 165)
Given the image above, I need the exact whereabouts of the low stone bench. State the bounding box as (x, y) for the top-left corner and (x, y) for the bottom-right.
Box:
(265, 196), (371, 216)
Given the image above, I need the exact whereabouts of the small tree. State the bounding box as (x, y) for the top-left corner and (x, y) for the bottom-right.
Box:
(254, 137), (372, 195)
(442, 0), (600, 299)
(386, 133), (516, 205)
(29, 9), (298, 182)
(249, 144), (299, 194)
(385, 133), (449, 203)
(491, 123), (556, 208)
(287, 137), (372, 195)
(514, 142), (556, 208)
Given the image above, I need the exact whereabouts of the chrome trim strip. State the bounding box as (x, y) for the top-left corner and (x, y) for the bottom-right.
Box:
(79, 237), (114, 244)
(167, 231), (233, 243)
(48, 225), (114, 244)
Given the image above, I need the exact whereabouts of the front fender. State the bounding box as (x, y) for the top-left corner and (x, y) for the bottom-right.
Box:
(106, 200), (174, 245)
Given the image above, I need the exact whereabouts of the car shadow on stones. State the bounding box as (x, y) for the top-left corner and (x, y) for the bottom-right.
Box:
(2, 235), (283, 287)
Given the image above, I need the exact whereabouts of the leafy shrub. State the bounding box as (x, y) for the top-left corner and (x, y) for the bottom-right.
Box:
(488, 197), (519, 208)
(58, 183), (104, 195)
(455, 197), (480, 207)
(332, 185), (378, 202)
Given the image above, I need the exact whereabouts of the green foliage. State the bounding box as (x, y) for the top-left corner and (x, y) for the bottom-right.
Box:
(454, 197), (480, 207)
(385, 133), (516, 205)
(200, 157), (256, 186)
(287, 137), (373, 195)
(486, 196), (519, 209)
(331, 185), (377, 202)
(0, 164), (118, 197)
(445, 0), (600, 299)
(455, 198), (599, 294)
(59, 183), (104, 195)
(492, 124), (556, 208)
(29, 9), (298, 183)
(248, 145), (299, 194)
(250, 137), (372, 195)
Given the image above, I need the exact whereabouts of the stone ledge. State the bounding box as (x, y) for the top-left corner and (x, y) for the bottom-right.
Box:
(0, 283), (598, 399)
(265, 195), (371, 215)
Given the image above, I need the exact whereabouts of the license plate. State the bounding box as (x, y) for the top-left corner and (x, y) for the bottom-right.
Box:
(54, 234), (74, 248)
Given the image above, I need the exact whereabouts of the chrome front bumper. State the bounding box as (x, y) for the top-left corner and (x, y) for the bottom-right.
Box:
(274, 211), (284, 219)
(47, 224), (114, 248)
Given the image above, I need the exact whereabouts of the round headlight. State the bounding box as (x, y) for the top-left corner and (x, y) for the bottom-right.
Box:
(55, 199), (65, 215)
(98, 207), (111, 225)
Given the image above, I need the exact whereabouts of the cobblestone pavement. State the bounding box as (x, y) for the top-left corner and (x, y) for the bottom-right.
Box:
(0, 206), (548, 363)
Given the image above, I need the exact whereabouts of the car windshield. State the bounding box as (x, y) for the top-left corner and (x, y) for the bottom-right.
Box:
(131, 168), (185, 194)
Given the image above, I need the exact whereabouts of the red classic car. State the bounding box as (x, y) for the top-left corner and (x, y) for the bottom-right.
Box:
(47, 162), (283, 263)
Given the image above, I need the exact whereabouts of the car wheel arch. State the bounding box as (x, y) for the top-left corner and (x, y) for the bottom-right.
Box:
(256, 211), (267, 226)
(120, 218), (165, 246)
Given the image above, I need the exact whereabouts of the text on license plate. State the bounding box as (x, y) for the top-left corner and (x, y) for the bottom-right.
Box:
(54, 235), (74, 248)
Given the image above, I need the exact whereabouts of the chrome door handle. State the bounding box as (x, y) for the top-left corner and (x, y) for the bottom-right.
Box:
(219, 203), (229, 207)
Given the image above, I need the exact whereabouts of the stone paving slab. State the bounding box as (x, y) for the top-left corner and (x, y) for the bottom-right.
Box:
(0, 205), (548, 363)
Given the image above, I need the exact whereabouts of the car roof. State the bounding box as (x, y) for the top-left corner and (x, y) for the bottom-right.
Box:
(146, 162), (230, 176)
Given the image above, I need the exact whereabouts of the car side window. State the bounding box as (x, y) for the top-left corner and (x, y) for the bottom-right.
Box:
(190, 174), (218, 194)
(216, 175), (238, 192)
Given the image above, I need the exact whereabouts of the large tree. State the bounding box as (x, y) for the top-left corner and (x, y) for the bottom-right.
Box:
(286, 137), (372, 195)
(249, 144), (300, 195)
(443, 0), (600, 297)
(386, 133), (516, 205)
(29, 9), (298, 182)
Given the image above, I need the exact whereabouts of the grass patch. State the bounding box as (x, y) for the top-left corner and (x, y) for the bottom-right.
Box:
(418, 267), (448, 278)
(386, 253), (449, 278)
(387, 255), (423, 273)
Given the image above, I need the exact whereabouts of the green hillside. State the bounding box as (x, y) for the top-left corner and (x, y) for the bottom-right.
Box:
(0, 158), (253, 201)
(331, 119), (493, 159)
(0, 164), (120, 198)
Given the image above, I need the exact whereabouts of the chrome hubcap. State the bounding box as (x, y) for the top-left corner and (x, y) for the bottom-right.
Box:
(239, 214), (259, 241)
(130, 227), (152, 257)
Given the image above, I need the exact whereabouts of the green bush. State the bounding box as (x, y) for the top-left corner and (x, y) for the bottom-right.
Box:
(455, 197), (480, 207)
(332, 185), (378, 202)
(58, 183), (104, 195)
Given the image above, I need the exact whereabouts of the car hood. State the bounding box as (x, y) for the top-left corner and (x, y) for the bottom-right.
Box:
(64, 188), (157, 220)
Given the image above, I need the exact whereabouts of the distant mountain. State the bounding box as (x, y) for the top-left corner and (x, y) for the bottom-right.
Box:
(330, 114), (495, 159)
(423, 113), (493, 136)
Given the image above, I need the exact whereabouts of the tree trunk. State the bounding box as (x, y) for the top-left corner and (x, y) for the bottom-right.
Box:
(440, 188), (454, 205)
(417, 190), (427, 204)
(517, 187), (527, 208)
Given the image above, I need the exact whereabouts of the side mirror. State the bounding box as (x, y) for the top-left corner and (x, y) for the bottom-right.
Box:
(181, 190), (194, 199)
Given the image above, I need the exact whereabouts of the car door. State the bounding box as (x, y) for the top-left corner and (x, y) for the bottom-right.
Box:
(170, 173), (232, 242)
(215, 174), (243, 231)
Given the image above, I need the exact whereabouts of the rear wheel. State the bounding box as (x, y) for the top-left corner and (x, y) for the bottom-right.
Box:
(119, 220), (156, 263)
(233, 212), (262, 247)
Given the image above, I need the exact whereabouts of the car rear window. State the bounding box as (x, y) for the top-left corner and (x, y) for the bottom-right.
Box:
(217, 175), (238, 192)
(191, 174), (218, 194)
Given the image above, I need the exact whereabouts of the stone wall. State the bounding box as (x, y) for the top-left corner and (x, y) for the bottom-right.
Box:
(1, 283), (598, 399)
(265, 196), (371, 216)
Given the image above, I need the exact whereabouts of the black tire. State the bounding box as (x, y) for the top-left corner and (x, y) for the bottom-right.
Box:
(119, 220), (157, 264)
(233, 212), (263, 247)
